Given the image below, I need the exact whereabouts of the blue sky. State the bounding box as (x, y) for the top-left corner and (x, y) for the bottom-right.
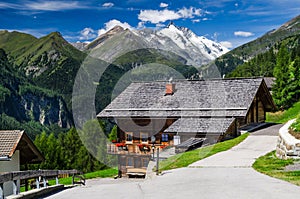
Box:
(0, 0), (299, 49)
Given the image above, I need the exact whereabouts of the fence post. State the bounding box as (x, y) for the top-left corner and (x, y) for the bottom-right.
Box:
(43, 177), (47, 187)
(13, 179), (20, 195)
(72, 174), (75, 185)
(56, 176), (59, 185)
(25, 179), (28, 191)
(0, 183), (4, 199)
(36, 178), (40, 189)
(156, 148), (159, 175)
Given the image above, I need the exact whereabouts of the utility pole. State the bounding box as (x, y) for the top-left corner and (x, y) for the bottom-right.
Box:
(156, 148), (159, 175)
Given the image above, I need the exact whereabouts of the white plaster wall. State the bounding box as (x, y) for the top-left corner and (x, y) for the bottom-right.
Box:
(0, 150), (20, 197)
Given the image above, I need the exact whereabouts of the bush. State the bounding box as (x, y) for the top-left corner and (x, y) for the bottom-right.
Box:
(290, 114), (300, 131)
(289, 115), (300, 139)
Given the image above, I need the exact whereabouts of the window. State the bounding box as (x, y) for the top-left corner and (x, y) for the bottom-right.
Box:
(125, 132), (133, 143)
(162, 134), (168, 142)
(140, 132), (148, 143)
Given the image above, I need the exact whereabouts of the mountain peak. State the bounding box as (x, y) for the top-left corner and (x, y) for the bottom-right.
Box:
(83, 22), (228, 66)
(164, 22), (193, 36)
(106, 25), (125, 35)
(86, 25), (126, 50)
(166, 21), (176, 28)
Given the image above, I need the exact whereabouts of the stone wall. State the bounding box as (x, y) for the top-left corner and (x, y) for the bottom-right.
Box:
(276, 119), (300, 159)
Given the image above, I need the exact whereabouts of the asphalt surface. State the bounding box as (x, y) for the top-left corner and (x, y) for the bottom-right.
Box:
(250, 123), (284, 136)
(46, 124), (300, 199)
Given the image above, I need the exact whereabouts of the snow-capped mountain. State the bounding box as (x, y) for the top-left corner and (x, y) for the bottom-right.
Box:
(83, 23), (229, 67)
(138, 23), (229, 66)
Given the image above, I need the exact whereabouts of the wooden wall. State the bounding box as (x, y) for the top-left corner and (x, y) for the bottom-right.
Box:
(116, 118), (177, 144)
(245, 96), (266, 125)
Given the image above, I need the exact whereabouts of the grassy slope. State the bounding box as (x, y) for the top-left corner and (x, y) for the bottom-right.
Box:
(50, 168), (118, 186)
(20, 168), (118, 192)
(255, 101), (300, 186)
(266, 101), (300, 123)
(0, 31), (37, 58)
(159, 133), (249, 171)
(253, 151), (300, 186)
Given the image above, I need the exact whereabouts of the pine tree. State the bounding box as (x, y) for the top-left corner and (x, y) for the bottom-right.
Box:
(287, 56), (300, 104)
(273, 44), (291, 108)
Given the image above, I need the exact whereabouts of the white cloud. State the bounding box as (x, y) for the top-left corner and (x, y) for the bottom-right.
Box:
(137, 22), (145, 29)
(138, 9), (181, 24)
(220, 41), (233, 49)
(178, 7), (201, 18)
(0, 2), (20, 9)
(26, 1), (85, 11)
(156, 23), (165, 28)
(79, 28), (97, 40)
(192, 19), (200, 23)
(160, 3), (168, 8)
(98, 19), (132, 36)
(102, 2), (114, 8)
(138, 7), (202, 24)
(234, 31), (254, 37)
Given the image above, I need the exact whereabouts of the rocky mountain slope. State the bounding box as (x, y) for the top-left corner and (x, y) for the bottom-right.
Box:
(0, 31), (86, 132)
(0, 49), (72, 137)
(79, 23), (228, 67)
(0, 29), (200, 132)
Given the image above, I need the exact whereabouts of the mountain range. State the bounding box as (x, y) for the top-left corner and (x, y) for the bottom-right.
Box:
(0, 15), (299, 136)
(75, 22), (229, 67)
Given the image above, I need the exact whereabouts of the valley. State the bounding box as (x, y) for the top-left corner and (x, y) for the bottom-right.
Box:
(0, 14), (299, 175)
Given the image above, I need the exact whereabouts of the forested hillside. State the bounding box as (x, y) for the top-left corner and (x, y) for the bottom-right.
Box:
(29, 120), (116, 173)
(0, 48), (71, 138)
(229, 34), (300, 109)
(207, 15), (300, 76)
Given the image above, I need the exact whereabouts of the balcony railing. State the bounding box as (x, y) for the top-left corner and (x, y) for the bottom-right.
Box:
(107, 143), (152, 155)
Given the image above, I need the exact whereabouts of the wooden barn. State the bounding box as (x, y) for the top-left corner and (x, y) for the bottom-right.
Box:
(97, 78), (276, 176)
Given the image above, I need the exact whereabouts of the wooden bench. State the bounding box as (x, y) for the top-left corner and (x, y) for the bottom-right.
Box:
(126, 168), (146, 178)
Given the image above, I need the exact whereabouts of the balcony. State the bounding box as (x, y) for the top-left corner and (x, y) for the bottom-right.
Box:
(107, 143), (153, 156)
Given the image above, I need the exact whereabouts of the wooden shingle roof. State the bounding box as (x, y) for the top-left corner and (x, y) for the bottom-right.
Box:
(263, 77), (275, 90)
(0, 130), (44, 164)
(164, 118), (235, 134)
(98, 78), (275, 118)
(0, 130), (22, 158)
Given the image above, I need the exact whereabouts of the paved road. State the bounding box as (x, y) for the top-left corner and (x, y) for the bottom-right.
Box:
(251, 123), (284, 136)
(189, 135), (278, 168)
(46, 124), (300, 199)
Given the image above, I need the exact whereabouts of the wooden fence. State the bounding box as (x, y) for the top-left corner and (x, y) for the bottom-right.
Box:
(0, 169), (83, 199)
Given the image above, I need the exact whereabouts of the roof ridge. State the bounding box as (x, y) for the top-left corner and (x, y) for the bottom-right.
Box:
(130, 77), (264, 83)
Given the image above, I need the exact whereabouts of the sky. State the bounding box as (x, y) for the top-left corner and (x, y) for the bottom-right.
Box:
(0, 0), (299, 49)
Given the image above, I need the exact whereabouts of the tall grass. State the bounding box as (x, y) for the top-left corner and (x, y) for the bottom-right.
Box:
(266, 101), (300, 123)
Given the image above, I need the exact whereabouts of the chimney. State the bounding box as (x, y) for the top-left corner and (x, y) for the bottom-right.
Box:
(165, 83), (175, 95)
